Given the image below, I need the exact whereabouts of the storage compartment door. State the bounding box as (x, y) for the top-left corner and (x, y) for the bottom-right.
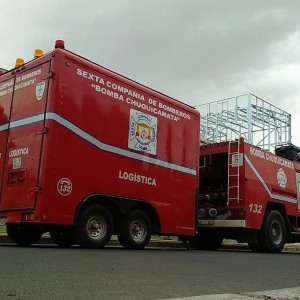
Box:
(0, 62), (50, 210)
(0, 75), (15, 197)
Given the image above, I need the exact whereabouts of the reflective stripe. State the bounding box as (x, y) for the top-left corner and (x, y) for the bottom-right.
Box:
(9, 114), (45, 128)
(1, 113), (197, 176)
(0, 123), (9, 131)
(245, 155), (297, 204)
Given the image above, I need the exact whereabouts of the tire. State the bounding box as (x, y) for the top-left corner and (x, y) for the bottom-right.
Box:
(50, 227), (77, 247)
(194, 229), (223, 250)
(117, 210), (152, 250)
(6, 223), (43, 246)
(258, 210), (286, 253)
(76, 205), (113, 248)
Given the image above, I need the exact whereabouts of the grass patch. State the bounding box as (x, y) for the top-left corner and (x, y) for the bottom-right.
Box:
(223, 239), (238, 245)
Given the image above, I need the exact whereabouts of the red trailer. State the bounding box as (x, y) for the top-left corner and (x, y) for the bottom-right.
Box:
(0, 41), (199, 249)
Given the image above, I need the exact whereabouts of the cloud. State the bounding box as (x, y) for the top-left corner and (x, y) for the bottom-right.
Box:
(1, 0), (300, 144)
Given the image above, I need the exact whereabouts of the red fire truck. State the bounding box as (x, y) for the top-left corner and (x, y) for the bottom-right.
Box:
(198, 139), (300, 253)
(0, 41), (299, 252)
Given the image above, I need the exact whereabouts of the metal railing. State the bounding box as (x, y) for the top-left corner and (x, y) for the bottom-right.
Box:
(196, 93), (291, 151)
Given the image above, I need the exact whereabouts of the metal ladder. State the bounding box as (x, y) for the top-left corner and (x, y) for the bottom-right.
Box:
(227, 139), (241, 203)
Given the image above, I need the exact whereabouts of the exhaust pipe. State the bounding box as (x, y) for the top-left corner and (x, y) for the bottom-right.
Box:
(208, 208), (218, 217)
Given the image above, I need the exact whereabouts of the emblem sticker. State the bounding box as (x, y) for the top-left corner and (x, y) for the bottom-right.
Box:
(277, 168), (287, 189)
(128, 109), (157, 155)
(13, 157), (21, 169)
(36, 82), (45, 100)
(57, 178), (72, 196)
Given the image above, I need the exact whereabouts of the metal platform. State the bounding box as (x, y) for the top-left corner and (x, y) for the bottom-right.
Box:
(196, 93), (291, 151)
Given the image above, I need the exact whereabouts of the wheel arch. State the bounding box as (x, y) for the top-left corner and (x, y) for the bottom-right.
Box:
(73, 193), (161, 234)
(74, 194), (120, 225)
(127, 202), (161, 234)
(265, 201), (289, 231)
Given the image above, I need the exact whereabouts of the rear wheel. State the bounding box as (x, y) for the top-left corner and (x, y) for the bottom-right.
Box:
(117, 210), (152, 250)
(6, 223), (43, 246)
(50, 226), (77, 247)
(258, 210), (286, 253)
(194, 229), (223, 250)
(76, 205), (113, 248)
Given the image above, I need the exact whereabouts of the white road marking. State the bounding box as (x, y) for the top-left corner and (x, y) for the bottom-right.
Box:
(160, 286), (300, 299)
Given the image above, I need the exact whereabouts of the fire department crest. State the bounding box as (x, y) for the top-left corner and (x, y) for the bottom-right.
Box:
(277, 168), (287, 189)
(36, 82), (45, 100)
(128, 109), (157, 155)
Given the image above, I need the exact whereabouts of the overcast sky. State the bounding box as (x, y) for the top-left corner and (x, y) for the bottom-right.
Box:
(1, 1), (300, 146)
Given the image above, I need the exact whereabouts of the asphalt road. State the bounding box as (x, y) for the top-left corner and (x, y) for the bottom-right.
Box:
(0, 245), (300, 300)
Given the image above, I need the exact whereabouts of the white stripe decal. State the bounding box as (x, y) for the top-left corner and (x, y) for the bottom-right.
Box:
(1, 113), (197, 176)
(10, 114), (45, 128)
(245, 155), (297, 204)
(0, 123), (9, 131)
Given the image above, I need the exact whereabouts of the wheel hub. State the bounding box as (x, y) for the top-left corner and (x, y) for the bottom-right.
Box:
(130, 220), (146, 242)
(271, 220), (282, 245)
(87, 216), (106, 239)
